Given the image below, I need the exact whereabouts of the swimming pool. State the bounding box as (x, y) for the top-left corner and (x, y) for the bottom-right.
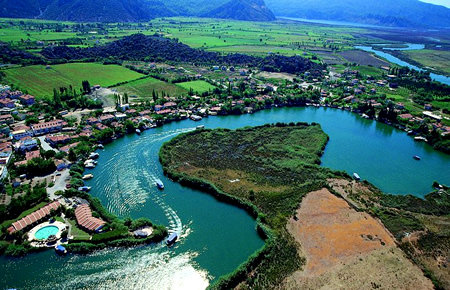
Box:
(34, 226), (59, 240)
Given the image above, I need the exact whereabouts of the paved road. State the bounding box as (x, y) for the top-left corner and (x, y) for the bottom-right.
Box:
(38, 136), (58, 152)
(47, 169), (70, 200)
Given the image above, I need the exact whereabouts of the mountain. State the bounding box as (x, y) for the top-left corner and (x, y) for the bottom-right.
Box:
(0, 0), (275, 22)
(42, 0), (174, 22)
(265, 0), (450, 28)
(0, 0), (175, 22)
(202, 0), (275, 21)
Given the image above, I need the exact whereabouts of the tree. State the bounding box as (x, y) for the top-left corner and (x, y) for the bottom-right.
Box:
(82, 80), (91, 94)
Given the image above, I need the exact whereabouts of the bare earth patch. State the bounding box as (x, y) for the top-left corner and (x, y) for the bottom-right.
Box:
(283, 188), (433, 289)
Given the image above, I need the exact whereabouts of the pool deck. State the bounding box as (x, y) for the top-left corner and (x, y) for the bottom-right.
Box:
(27, 221), (67, 246)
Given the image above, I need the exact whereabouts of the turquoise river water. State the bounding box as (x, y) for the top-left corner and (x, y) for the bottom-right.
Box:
(1, 107), (449, 289)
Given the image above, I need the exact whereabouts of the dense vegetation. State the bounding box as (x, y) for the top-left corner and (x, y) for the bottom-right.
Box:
(0, 42), (43, 65)
(160, 123), (334, 288)
(41, 34), (323, 74)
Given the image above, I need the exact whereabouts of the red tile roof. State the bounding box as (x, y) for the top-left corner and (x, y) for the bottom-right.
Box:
(8, 201), (61, 233)
(74, 204), (106, 231)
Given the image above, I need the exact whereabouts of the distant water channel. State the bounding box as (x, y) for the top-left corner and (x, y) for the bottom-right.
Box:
(355, 45), (450, 85)
(1, 107), (449, 289)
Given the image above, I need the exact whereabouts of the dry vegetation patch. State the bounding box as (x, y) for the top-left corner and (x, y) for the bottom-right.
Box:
(284, 188), (433, 289)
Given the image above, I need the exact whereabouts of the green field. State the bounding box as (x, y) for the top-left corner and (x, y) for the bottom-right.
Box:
(115, 77), (188, 99)
(3, 63), (144, 98)
(403, 49), (450, 76)
(176, 80), (216, 93)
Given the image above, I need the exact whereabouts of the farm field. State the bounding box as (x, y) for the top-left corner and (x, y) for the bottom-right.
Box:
(115, 77), (188, 99)
(176, 80), (216, 94)
(403, 49), (450, 76)
(2, 63), (144, 98)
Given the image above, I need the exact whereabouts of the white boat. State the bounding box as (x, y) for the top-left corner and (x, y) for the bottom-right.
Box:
(190, 115), (202, 121)
(196, 125), (205, 129)
(414, 136), (427, 142)
(155, 180), (164, 190)
(136, 129), (141, 135)
(89, 152), (99, 159)
(82, 174), (94, 180)
(85, 163), (95, 169)
(353, 173), (361, 181)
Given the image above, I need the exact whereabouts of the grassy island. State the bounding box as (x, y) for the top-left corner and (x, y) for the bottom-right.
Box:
(160, 123), (450, 289)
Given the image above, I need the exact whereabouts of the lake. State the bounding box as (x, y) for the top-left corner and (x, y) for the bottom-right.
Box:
(1, 107), (449, 289)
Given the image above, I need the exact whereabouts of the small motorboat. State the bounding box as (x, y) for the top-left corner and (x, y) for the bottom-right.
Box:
(413, 155), (421, 160)
(136, 129), (141, 135)
(353, 173), (361, 181)
(156, 180), (164, 190)
(166, 232), (178, 246)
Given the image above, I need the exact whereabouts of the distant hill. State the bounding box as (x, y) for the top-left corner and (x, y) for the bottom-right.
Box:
(41, 33), (322, 74)
(203, 0), (275, 21)
(265, 0), (450, 28)
(0, 0), (275, 22)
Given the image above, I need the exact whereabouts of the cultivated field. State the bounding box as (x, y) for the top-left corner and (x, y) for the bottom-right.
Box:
(115, 77), (188, 99)
(176, 80), (216, 93)
(3, 63), (144, 98)
(339, 50), (389, 67)
(403, 49), (450, 75)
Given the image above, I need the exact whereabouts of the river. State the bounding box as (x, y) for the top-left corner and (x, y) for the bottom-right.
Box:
(1, 107), (449, 289)
(355, 45), (450, 85)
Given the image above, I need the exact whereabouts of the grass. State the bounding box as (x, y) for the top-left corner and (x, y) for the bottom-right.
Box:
(67, 219), (90, 240)
(2, 63), (144, 98)
(176, 80), (216, 94)
(403, 49), (450, 76)
(115, 76), (188, 99)
(0, 201), (48, 228)
(160, 123), (331, 288)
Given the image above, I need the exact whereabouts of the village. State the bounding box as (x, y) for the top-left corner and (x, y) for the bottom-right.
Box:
(0, 59), (449, 255)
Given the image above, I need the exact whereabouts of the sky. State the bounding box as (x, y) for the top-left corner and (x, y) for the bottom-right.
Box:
(420, 0), (450, 8)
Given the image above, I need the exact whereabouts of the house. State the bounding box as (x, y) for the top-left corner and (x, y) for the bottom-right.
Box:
(0, 165), (7, 181)
(74, 204), (106, 232)
(424, 104), (433, 110)
(163, 102), (177, 108)
(60, 142), (79, 153)
(45, 135), (72, 147)
(398, 113), (413, 121)
(16, 138), (38, 152)
(31, 120), (64, 135)
(154, 105), (163, 111)
(0, 98), (15, 108)
(11, 129), (33, 140)
(396, 103), (405, 110)
(7, 201), (61, 234)
(99, 114), (115, 123)
(423, 111), (442, 121)
(55, 160), (68, 171)
(19, 94), (35, 106)
(86, 117), (99, 125)
(115, 113), (127, 120)
(0, 114), (14, 125)
(119, 103), (130, 112)
(25, 150), (40, 160)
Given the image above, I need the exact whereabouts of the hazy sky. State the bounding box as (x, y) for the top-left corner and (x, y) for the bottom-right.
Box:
(420, 0), (450, 8)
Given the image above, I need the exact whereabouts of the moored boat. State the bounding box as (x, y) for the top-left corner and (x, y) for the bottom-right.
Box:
(136, 129), (141, 135)
(353, 173), (361, 181)
(196, 125), (205, 129)
(82, 174), (94, 180)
